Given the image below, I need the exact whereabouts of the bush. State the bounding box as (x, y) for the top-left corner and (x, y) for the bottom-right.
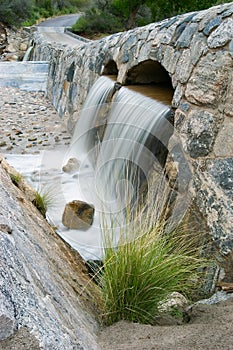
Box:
(0, 0), (33, 26)
(99, 176), (209, 325)
(72, 8), (123, 35)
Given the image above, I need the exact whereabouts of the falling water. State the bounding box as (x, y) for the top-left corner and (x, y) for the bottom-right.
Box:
(67, 76), (119, 162)
(59, 76), (174, 256)
(95, 85), (173, 213)
(23, 46), (33, 61)
(5, 75), (188, 260)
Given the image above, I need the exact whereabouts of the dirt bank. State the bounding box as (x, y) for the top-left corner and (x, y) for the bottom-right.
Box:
(98, 295), (233, 350)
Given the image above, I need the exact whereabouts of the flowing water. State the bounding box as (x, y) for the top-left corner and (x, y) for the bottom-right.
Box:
(23, 46), (33, 61)
(6, 76), (176, 259)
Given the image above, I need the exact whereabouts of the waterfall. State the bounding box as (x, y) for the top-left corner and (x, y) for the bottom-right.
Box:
(95, 85), (173, 213)
(52, 76), (176, 258)
(67, 76), (120, 162)
(23, 46), (33, 61)
(66, 76), (173, 224)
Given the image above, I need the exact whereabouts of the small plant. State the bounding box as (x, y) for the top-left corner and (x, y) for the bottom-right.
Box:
(33, 191), (47, 217)
(10, 172), (22, 188)
(32, 185), (58, 218)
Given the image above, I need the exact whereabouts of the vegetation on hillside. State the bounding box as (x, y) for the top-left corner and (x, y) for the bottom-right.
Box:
(0, 0), (228, 31)
(0, 0), (89, 27)
(72, 0), (229, 37)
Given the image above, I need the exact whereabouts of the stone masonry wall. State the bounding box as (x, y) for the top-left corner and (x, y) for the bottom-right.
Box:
(32, 3), (233, 278)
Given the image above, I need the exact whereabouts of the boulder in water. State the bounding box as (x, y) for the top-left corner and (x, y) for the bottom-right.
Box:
(62, 200), (95, 230)
(62, 157), (80, 173)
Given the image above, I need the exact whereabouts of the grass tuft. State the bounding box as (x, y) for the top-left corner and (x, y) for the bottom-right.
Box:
(98, 174), (209, 326)
(10, 172), (23, 187)
(32, 185), (59, 218)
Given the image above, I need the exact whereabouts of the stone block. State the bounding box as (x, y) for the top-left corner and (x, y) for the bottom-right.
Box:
(203, 16), (222, 36)
(175, 22), (198, 48)
(185, 52), (232, 106)
(181, 109), (217, 158)
(214, 117), (233, 157)
(190, 32), (207, 65)
(208, 18), (233, 48)
(193, 158), (233, 256)
(162, 46), (180, 74)
(176, 49), (193, 84)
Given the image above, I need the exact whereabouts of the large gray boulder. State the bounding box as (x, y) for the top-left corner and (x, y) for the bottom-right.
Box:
(0, 155), (99, 350)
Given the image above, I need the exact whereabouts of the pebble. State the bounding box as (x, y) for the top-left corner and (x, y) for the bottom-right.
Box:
(0, 87), (72, 154)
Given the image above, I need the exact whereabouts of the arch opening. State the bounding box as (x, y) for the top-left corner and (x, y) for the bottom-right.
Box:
(125, 59), (171, 85)
(102, 60), (118, 78)
(125, 59), (173, 106)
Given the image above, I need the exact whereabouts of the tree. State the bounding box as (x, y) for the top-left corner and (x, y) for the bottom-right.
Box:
(0, 0), (33, 26)
(52, 0), (89, 10)
(150, 0), (223, 21)
(113, 0), (147, 29)
(35, 0), (53, 15)
(72, 0), (229, 36)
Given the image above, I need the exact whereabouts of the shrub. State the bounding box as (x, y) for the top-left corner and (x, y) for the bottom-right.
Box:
(0, 0), (33, 26)
(72, 7), (123, 36)
(99, 176), (209, 325)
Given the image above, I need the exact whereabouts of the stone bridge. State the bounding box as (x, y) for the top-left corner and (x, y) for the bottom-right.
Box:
(33, 3), (233, 279)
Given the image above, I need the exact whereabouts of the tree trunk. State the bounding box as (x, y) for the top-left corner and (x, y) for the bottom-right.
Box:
(126, 4), (141, 29)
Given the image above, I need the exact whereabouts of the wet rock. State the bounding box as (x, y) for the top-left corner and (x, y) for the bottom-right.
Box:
(62, 157), (80, 173)
(0, 23), (7, 56)
(62, 200), (95, 230)
(6, 43), (16, 53)
(2, 53), (19, 61)
(19, 42), (28, 51)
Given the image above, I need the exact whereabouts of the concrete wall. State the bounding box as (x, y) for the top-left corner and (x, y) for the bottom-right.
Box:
(33, 2), (233, 279)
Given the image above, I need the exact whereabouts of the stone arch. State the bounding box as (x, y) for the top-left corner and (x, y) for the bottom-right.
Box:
(102, 60), (118, 76)
(125, 59), (172, 86)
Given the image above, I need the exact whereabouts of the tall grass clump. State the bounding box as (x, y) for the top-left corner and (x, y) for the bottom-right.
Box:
(99, 174), (208, 326)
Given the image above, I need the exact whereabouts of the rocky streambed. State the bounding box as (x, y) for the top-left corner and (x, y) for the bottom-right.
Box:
(0, 87), (71, 153)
